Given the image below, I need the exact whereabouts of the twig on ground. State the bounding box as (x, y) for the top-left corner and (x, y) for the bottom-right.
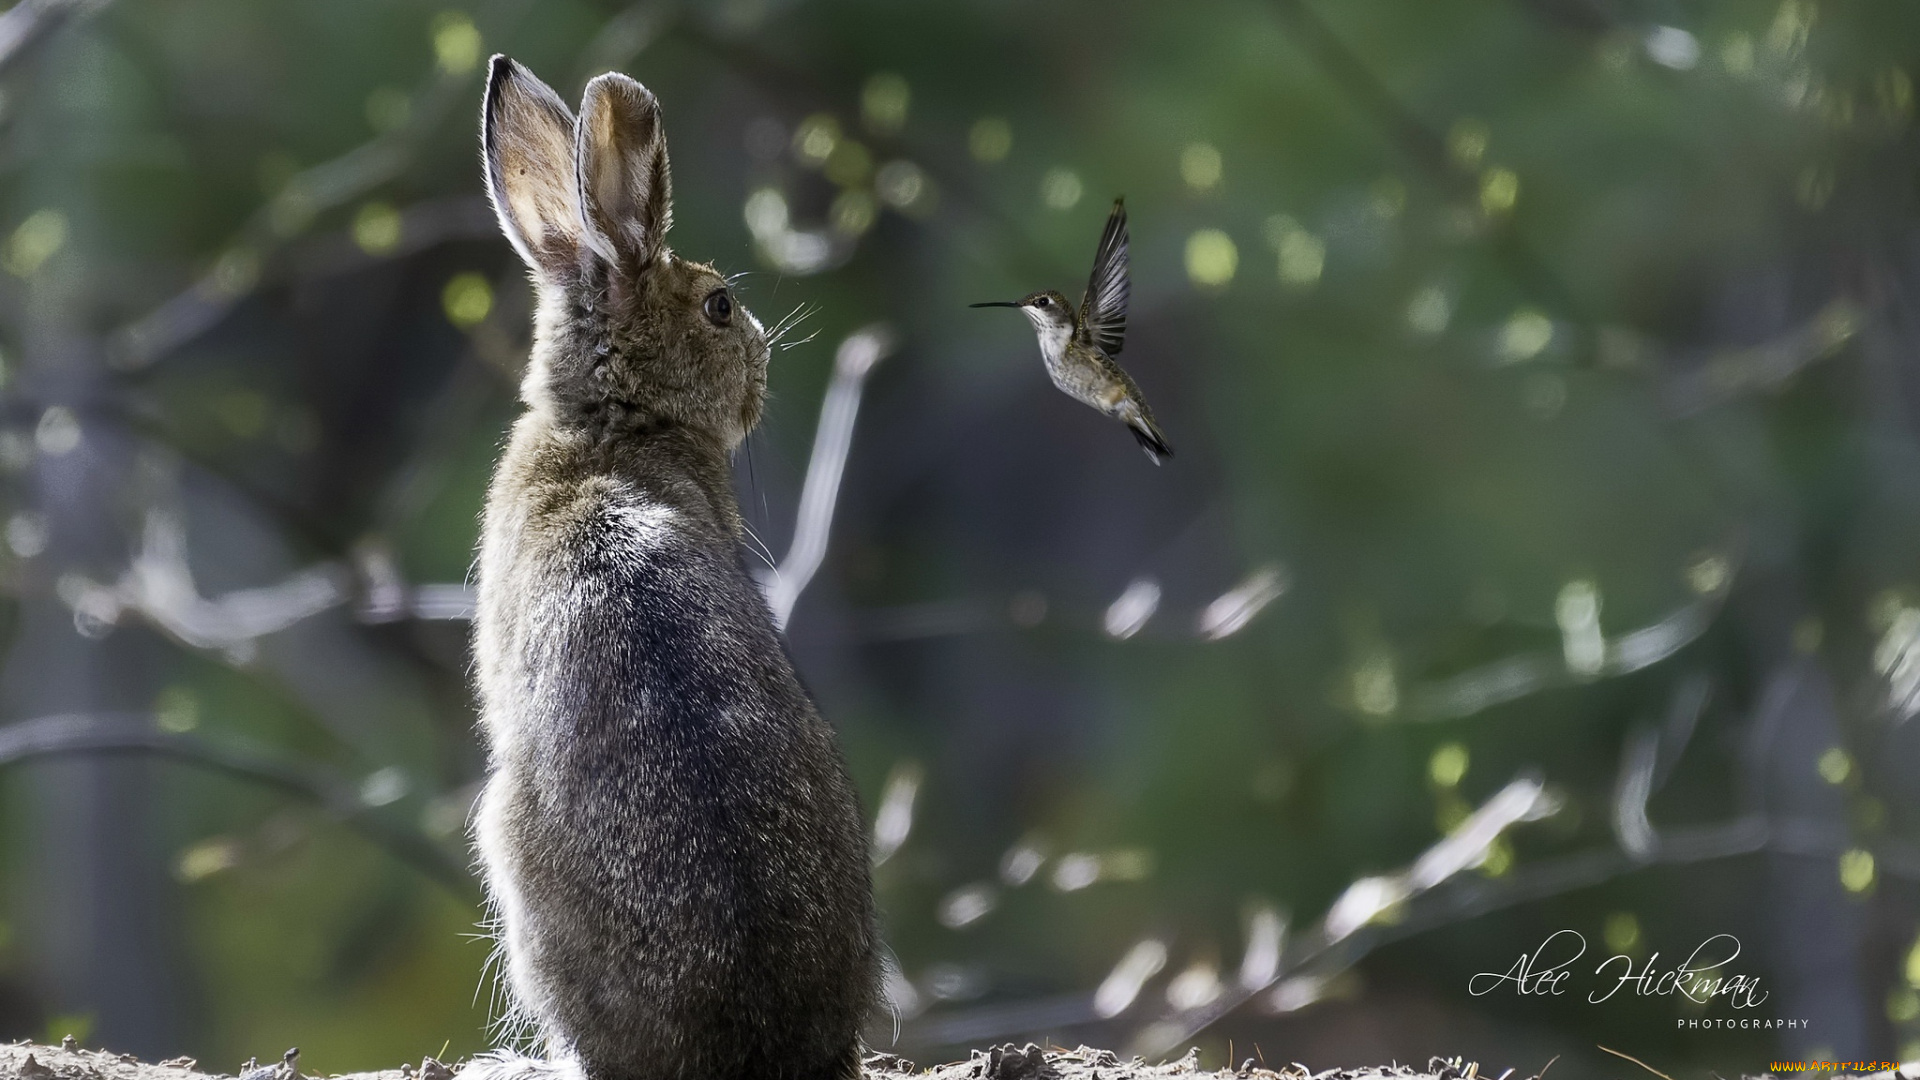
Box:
(0, 1041), (1516, 1080)
(1597, 1046), (1676, 1080)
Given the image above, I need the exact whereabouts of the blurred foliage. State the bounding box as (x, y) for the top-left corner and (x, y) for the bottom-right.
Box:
(0, 0), (1915, 1077)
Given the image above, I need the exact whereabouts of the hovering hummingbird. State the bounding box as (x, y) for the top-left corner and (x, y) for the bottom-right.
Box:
(972, 198), (1172, 463)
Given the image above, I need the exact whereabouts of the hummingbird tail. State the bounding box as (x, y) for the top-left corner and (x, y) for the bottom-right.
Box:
(1128, 416), (1173, 464)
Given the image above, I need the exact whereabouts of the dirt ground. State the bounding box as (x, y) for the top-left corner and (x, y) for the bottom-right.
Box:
(0, 1038), (1868, 1080)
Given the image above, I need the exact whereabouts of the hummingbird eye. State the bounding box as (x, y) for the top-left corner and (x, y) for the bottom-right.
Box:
(703, 288), (733, 327)
(1035, 297), (1049, 307)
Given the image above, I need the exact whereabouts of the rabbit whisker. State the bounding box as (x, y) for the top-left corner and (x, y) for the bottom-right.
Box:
(765, 302), (818, 349)
(776, 327), (821, 351)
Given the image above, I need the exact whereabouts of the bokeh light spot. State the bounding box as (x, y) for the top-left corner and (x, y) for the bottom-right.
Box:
(1041, 168), (1083, 210)
(1447, 118), (1489, 168)
(1352, 652), (1398, 716)
(793, 114), (840, 166)
(1500, 308), (1554, 362)
(1721, 32), (1755, 74)
(969, 117), (1012, 163)
(1480, 167), (1519, 214)
(830, 190), (876, 236)
(35, 406), (79, 456)
(177, 839), (241, 883)
(1840, 848), (1876, 893)
(1185, 228), (1238, 287)
(443, 272), (493, 329)
(861, 73), (909, 134)
(155, 686), (200, 733)
(1264, 215), (1324, 287)
(1180, 142), (1222, 192)
(1603, 911), (1641, 954)
(1644, 25), (1701, 70)
(5, 209), (66, 277)
(875, 160), (933, 214)
(1429, 743), (1468, 788)
(1407, 285), (1451, 336)
(824, 139), (872, 187)
(353, 202), (402, 255)
(431, 11), (483, 74)
(1686, 551), (1731, 595)
(1556, 579), (1604, 675)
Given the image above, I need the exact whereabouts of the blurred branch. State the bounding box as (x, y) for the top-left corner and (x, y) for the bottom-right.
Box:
(904, 663), (1915, 1051)
(905, 775), (1558, 1052)
(1610, 726), (1660, 859)
(763, 325), (895, 630)
(55, 507), (474, 663)
(853, 560), (1690, 676)
(110, 29), (500, 369)
(0, 712), (474, 894)
(1657, 298), (1864, 416)
(1652, 673), (1709, 789)
(907, 776), (1920, 1054)
(1129, 775), (1560, 1055)
(370, 265), (533, 536)
(355, 542), (477, 622)
(572, 0), (677, 86)
(859, 599), (1004, 642)
(112, 0), (656, 371)
(78, 310), (892, 645)
(67, 509), (348, 657)
(290, 197), (499, 278)
(0, 0), (110, 77)
(113, 195), (498, 372)
(860, 564), (1290, 644)
(1402, 575), (1731, 722)
(1264, 0), (1585, 324)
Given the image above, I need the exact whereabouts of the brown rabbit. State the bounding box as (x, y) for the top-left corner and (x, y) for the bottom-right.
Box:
(465, 56), (877, 1080)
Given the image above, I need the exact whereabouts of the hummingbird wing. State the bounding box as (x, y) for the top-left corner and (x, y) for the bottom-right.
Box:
(1077, 198), (1129, 356)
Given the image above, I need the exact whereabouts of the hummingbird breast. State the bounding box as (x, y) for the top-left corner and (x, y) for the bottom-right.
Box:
(1046, 341), (1130, 413)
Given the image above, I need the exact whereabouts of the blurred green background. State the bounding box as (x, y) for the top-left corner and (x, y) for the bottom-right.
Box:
(0, 0), (1915, 1076)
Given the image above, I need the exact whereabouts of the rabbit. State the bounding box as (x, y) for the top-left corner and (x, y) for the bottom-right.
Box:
(463, 55), (878, 1080)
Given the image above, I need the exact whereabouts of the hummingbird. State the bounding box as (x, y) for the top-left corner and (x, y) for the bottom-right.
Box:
(972, 198), (1172, 463)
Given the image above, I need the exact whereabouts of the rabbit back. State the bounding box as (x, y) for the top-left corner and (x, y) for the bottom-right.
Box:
(476, 422), (875, 1080)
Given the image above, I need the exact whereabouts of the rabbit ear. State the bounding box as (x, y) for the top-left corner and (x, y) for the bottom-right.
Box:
(482, 56), (583, 278)
(575, 72), (672, 272)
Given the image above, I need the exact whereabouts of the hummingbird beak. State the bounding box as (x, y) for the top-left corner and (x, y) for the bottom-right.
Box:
(969, 301), (1021, 308)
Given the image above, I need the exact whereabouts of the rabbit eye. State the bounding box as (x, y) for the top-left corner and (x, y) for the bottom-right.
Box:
(703, 288), (733, 327)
